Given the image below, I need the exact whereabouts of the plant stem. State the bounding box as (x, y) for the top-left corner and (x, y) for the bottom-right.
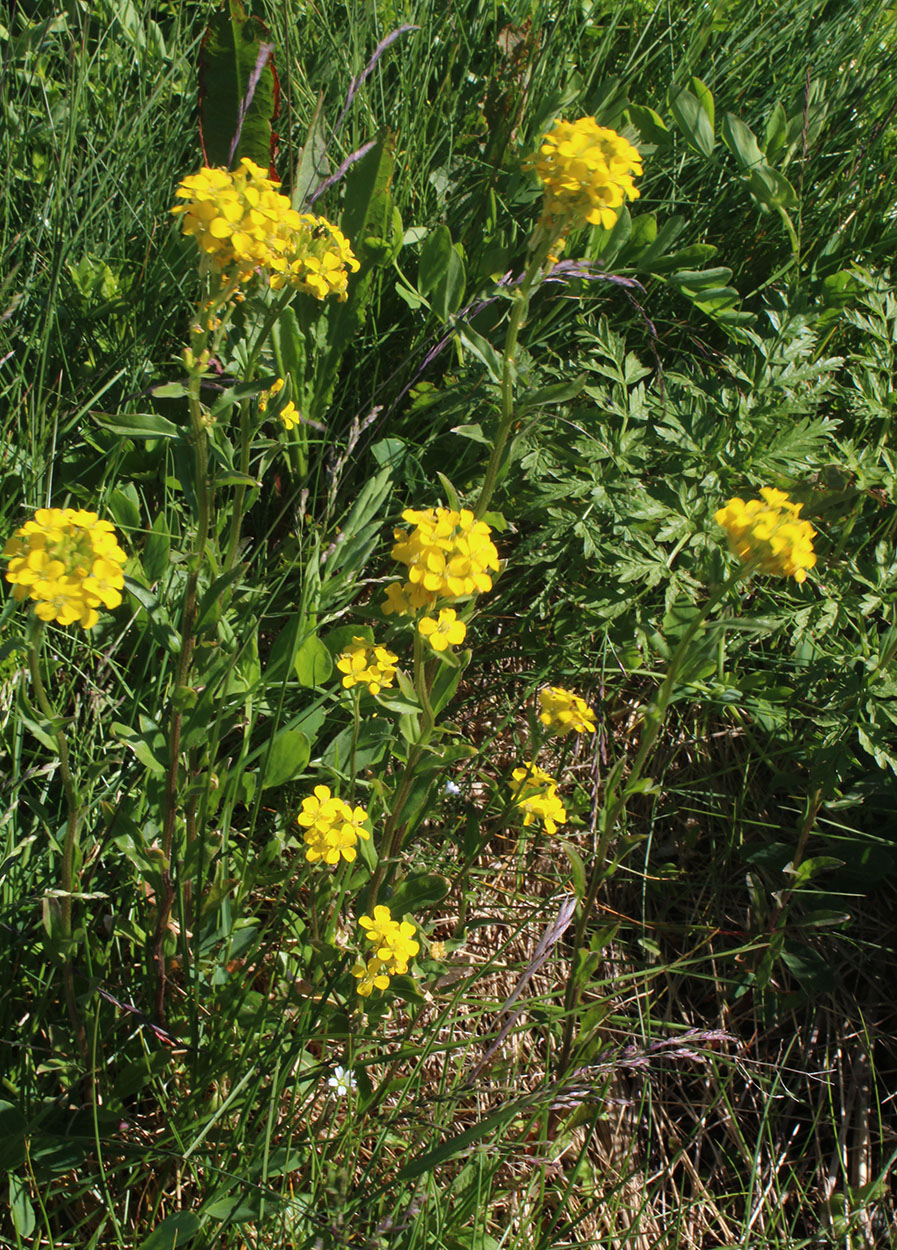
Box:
(27, 617), (87, 1062)
(474, 242), (552, 520)
(153, 345), (213, 1021)
(557, 567), (744, 1072)
(366, 632), (437, 908)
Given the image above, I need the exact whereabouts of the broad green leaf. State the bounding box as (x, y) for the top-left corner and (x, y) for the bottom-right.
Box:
(388, 872), (450, 915)
(136, 1210), (203, 1250)
(199, 0), (277, 169)
(9, 1173), (34, 1238)
(293, 92), (328, 207)
(111, 721), (167, 775)
(636, 214), (686, 269)
(649, 243), (717, 274)
(431, 242), (466, 321)
(668, 266), (734, 291)
(626, 104), (671, 147)
(324, 623), (375, 658)
(0, 1101), (26, 1170)
(746, 165), (798, 210)
(418, 225), (453, 298)
(293, 633), (333, 687)
(94, 411), (181, 440)
(261, 729), (310, 788)
(457, 324), (503, 382)
(669, 86), (715, 157)
(721, 112), (764, 172)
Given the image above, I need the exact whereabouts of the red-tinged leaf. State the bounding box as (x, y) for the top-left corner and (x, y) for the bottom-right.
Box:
(199, 0), (279, 171)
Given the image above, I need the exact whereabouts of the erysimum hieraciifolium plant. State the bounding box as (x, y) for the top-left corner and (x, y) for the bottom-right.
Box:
(3, 507), (128, 1058)
(474, 115), (644, 522)
(557, 485), (821, 1068)
(145, 156), (361, 1016)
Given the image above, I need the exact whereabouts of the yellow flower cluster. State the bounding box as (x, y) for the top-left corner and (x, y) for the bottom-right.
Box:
(511, 762), (567, 837)
(336, 636), (399, 695)
(715, 488), (817, 584)
(538, 686), (596, 737)
(297, 785), (371, 865)
(269, 214), (360, 302)
(383, 507), (500, 654)
(171, 160), (359, 299)
(524, 117), (642, 253)
(4, 508), (127, 630)
(353, 905), (420, 996)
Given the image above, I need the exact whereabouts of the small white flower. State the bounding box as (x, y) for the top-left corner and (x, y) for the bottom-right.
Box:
(327, 1065), (357, 1097)
(444, 779), (461, 796)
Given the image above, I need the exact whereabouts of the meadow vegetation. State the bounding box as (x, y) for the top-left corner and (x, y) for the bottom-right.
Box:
(1, 1), (897, 1247)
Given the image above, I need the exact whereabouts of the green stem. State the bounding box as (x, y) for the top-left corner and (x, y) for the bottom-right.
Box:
(557, 567), (744, 1072)
(153, 349), (213, 1021)
(27, 617), (87, 1062)
(366, 633), (438, 908)
(474, 242), (553, 520)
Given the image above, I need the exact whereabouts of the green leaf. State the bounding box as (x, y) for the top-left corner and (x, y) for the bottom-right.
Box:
(293, 634), (333, 687)
(690, 76), (715, 133)
(669, 86), (715, 157)
(746, 164), (798, 211)
(143, 514), (171, 584)
(418, 225), (453, 298)
(518, 374), (587, 414)
(94, 411), (181, 440)
(781, 940), (835, 994)
(0, 1101), (26, 1170)
(324, 623), (375, 658)
(457, 325), (503, 382)
(111, 720), (168, 775)
(199, 0), (277, 169)
(107, 484), (141, 533)
(635, 215), (686, 269)
(626, 104), (671, 147)
(136, 1210), (203, 1250)
(388, 872), (450, 915)
(9, 1172), (35, 1238)
(261, 729), (310, 789)
(763, 101), (788, 158)
(124, 577), (181, 655)
(721, 112), (764, 173)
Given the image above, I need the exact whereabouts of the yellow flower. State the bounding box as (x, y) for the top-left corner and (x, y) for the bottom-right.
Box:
(352, 956), (392, 997)
(538, 686), (596, 737)
(4, 507), (127, 630)
(278, 401), (301, 431)
(510, 762), (567, 837)
(354, 905), (420, 995)
(391, 507), (499, 601)
(523, 117), (642, 246)
(296, 785), (371, 865)
(336, 636), (399, 695)
(418, 608), (467, 653)
(714, 488), (817, 584)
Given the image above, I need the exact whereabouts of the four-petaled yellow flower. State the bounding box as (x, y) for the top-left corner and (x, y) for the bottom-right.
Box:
(353, 904), (420, 996)
(336, 637), (399, 695)
(4, 508), (127, 630)
(511, 762), (567, 837)
(523, 117), (642, 256)
(538, 686), (596, 737)
(297, 785), (371, 865)
(418, 609), (467, 653)
(269, 213), (360, 302)
(715, 488), (817, 584)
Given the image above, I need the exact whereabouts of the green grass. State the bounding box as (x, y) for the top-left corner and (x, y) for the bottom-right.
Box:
(1, 1), (896, 1247)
